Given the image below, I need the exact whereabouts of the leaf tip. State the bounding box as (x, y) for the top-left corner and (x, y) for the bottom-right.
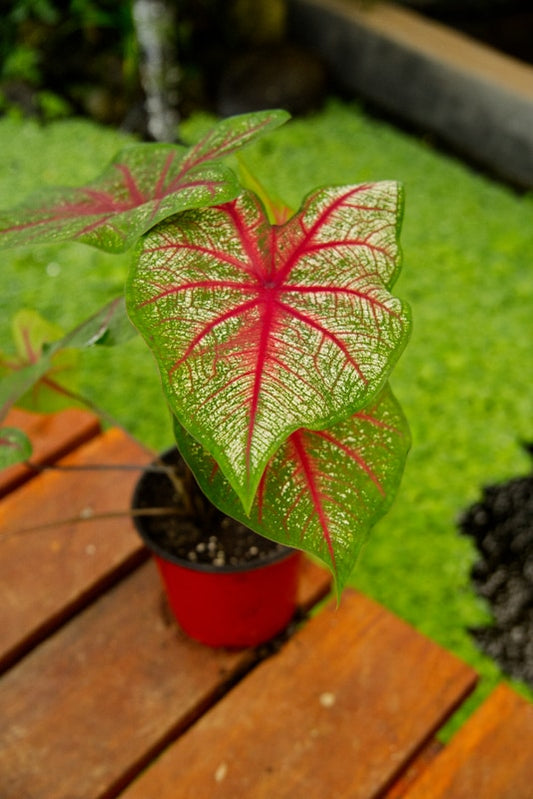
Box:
(0, 427), (32, 468)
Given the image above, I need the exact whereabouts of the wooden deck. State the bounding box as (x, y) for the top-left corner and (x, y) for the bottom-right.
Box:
(1, 409), (531, 799)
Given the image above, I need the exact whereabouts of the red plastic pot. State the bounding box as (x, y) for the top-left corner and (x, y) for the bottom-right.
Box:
(132, 449), (302, 649)
(150, 546), (302, 648)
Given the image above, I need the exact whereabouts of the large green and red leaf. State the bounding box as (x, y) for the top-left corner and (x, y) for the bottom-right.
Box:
(174, 384), (410, 591)
(0, 110), (289, 253)
(128, 183), (410, 510)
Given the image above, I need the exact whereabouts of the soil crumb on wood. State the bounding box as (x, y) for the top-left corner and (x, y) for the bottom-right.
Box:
(459, 451), (533, 686)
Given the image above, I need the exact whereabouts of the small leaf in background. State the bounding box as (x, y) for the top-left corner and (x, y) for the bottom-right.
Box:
(0, 109), (290, 253)
(0, 427), (32, 468)
(12, 309), (64, 362)
(0, 310), (79, 413)
(129, 183), (410, 510)
(174, 384), (411, 592)
(0, 297), (132, 422)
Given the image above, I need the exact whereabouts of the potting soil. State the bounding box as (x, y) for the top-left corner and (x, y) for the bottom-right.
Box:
(134, 448), (286, 568)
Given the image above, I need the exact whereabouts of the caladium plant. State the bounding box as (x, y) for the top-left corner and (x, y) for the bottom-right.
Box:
(0, 298), (133, 466)
(0, 109), (411, 591)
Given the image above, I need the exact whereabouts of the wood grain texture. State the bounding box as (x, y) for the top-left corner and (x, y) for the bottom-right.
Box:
(403, 683), (533, 799)
(383, 738), (444, 799)
(0, 407), (101, 497)
(0, 561), (254, 799)
(0, 555), (330, 799)
(0, 427), (152, 670)
(120, 590), (477, 799)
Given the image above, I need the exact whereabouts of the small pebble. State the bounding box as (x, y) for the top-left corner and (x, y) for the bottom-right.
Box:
(319, 692), (336, 708)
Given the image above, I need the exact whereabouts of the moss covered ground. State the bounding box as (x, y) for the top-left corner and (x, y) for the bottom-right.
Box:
(1, 100), (532, 728)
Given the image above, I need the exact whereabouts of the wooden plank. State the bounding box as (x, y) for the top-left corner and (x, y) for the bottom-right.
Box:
(0, 555), (330, 799)
(0, 427), (153, 671)
(0, 561), (254, 799)
(0, 407), (101, 497)
(119, 590), (477, 799)
(403, 684), (533, 799)
(383, 738), (443, 799)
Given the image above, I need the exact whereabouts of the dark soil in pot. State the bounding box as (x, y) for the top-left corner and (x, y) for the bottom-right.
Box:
(459, 446), (533, 687)
(133, 447), (287, 569)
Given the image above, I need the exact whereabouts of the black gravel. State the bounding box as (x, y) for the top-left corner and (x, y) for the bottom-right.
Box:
(458, 446), (533, 686)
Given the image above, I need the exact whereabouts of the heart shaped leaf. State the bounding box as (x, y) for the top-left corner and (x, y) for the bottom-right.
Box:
(128, 183), (410, 509)
(174, 384), (410, 591)
(0, 110), (289, 253)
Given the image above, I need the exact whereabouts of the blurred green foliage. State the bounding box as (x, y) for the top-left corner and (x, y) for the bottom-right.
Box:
(0, 1), (291, 124)
(1, 1), (137, 121)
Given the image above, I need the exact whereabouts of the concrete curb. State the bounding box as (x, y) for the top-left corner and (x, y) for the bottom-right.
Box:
(288, 0), (533, 187)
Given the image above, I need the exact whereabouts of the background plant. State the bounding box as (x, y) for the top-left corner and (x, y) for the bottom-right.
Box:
(1, 0), (138, 122)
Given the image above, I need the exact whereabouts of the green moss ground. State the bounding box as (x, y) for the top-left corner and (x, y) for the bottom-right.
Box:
(1, 101), (532, 730)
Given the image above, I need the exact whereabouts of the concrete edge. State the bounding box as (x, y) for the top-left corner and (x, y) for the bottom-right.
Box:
(288, 0), (533, 187)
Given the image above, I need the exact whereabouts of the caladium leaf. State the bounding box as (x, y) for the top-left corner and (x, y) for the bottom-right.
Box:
(11, 311), (65, 361)
(0, 109), (290, 253)
(0, 297), (132, 422)
(0, 427), (32, 469)
(178, 110), (290, 171)
(0, 310), (80, 413)
(128, 183), (410, 510)
(173, 384), (410, 592)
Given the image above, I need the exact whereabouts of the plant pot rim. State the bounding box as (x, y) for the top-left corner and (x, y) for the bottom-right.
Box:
(131, 446), (299, 575)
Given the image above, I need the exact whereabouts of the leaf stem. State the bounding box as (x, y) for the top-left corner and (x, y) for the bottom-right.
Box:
(0, 506), (182, 542)
(34, 377), (188, 500)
